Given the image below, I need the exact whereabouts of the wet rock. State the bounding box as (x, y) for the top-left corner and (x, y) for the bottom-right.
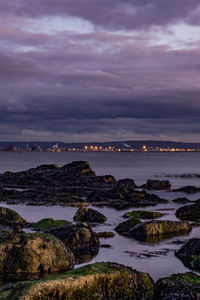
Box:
(0, 262), (154, 300)
(129, 220), (191, 241)
(0, 206), (26, 226)
(97, 231), (115, 238)
(73, 207), (107, 223)
(47, 223), (100, 260)
(176, 203), (200, 221)
(0, 233), (74, 276)
(101, 244), (112, 248)
(175, 238), (200, 271)
(115, 218), (141, 236)
(31, 218), (71, 231)
(117, 178), (137, 189)
(146, 179), (171, 190)
(173, 186), (200, 194)
(87, 188), (168, 210)
(172, 197), (191, 204)
(154, 272), (200, 300)
(123, 210), (164, 219)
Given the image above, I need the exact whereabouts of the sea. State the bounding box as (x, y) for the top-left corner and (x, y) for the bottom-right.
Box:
(0, 151), (200, 281)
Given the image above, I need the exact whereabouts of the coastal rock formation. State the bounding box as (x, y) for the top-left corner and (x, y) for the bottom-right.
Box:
(116, 178), (137, 189)
(172, 197), (191, 204)
(0, 262), (154, 300)
(173, 185), (200, 194)
(73, 206), (107, 223)
(87, 188), (168, 209)
(47, 223), (100, 260)
(154, 272), (200, 299)
(176, 201), (200, 221)
(31, 218), (71, 231)
(123, 210), (164, 219)
(175, 238), (200, 271)
(0, 206), (26, 226)
(97, 231), (115, 238)
(146, 179), (171, 190)
(0, 233), (74, 276)
(115, 218), (141, 236)
(129, 220), (191, 241)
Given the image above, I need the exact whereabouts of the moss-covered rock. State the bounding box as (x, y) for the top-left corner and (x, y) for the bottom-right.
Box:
(154, 272), (200, 299)
(123, 210), (163, 219)
(115, 218), (141, 236)
(129, 220), (191, 241)
(31, 218), (71, 230)
(73, 207), (107, 223)
(0, 233), (74, 277)
(0, 206), (26, 226)
(47, 223), (100, 261)
(175, 238), (200, 272)
(0, 262), (154, 300)
(176, 203), (200, 221)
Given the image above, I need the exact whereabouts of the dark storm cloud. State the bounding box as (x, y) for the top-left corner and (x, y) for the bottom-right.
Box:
(0, 1), (200, 141)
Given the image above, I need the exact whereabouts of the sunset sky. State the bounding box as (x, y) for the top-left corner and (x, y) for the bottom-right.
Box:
(1, 0), (200, 142)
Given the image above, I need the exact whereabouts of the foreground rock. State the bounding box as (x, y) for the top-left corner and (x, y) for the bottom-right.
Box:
(47, 223), (100, 261)
(0, 206), (26, 226)
(175, 238), (200, 271)
(146, 179), (171, 190)
(115, 218), (141, 236)
(123, 210), (164, 219)
(0, 233), (74, 277)
(0, 262), (154, 300)
(73, 207), (107, 223)
(154, 272), (200, 299)
(129, 220), (191, 241)
(176, 202), (200, 221)
(87, 188), (168, 209)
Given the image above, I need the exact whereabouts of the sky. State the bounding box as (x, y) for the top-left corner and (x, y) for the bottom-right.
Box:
(1, 0), (200, 142)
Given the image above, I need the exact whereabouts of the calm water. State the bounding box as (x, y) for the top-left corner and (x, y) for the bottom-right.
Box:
(0, 152), (200, 281)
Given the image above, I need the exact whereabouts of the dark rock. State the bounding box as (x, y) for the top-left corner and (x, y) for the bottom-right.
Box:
(73, 207), (107, 223)
(147, 179), (171, 190)
(172, 197), (191, 204)
(173, 186), (200, 194)
(0, 233), (74, 276)
(175, 238), (200, 271)
(31, 218), (71, 231)
(97, 231), (115, 238)
(115, 218), (141, 236)
(0, 206), (26, 226)
(47, 223), (100, 260)
(154, 272), (200, 300)
(100, 244), (112, 248)
(117, 178), (137, 189)
(123, 210), (164, 219)
(129, 220), (191, 241)
(176, 203), (200, 221)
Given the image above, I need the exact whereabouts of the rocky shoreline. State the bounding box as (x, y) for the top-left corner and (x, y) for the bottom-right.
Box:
(0, 160), (200, 299)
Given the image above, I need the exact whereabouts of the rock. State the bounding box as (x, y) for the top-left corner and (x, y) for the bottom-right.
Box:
(0, 206), (26, 226)
(97, 231), (115, 238)
(74, 207), (107, 223)
(47, 223), (100, 260)
(0, 233), (74, 276)
(0, 262), (154, 300)
(154, 272), (200, 300)
(146, 179), (171, 190)
(117, 178), (137, 189)
(129, 220), (191, 241)
(172, 197), (191, 204)
(123, 210), (164, 219)
(101, 244), (112, 248)
(87, 188), (168, 210)
(176, 203), (200, 221)
(115, 218), (141, 236)
(31, 218), (71, 231)
(175, 238), (200, 271)
(173, 186), (200, 194)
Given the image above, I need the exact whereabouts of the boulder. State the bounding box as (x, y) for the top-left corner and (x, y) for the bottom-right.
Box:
(117, 178), (137, 189)
(0, 233), (74, 276)
(0, 206), (26, 226)
(176, 203), (200, 221)
(47, 223), (100, 260)
(97, 231), (115, 238)
(0, 262), (154, 300)
(73, 207), (107, 223)
(31, 218), (71, 231)
(173, 186), (200, 194)
(129, 220), (191, 241)
(146, 179), (171, 190)
(115, 218), (141, 236)
(154, 272), (200, 300)
(123, 210), (164, 219)
(175, 238), (200, 271)
(172, 197), (191, 204)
